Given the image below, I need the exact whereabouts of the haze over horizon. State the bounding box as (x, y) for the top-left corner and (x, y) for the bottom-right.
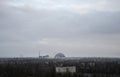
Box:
(0, 0), (120, 57)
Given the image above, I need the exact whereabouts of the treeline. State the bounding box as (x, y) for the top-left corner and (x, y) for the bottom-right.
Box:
(0, 58), (120, 77)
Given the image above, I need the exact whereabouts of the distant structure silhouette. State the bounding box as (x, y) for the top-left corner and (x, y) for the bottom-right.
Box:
(38, 51), (49, 58)
(55, 53), (65, 58)
(39, 55), (49, 58)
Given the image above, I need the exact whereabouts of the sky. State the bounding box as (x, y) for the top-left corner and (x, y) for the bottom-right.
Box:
(0, 0), (120, 57)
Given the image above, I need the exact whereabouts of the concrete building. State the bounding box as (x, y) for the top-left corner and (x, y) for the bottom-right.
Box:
(56, 66), (76, 73)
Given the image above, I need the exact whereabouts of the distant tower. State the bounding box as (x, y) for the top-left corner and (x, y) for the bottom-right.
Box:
(39, 51), (42, 58)
(39, 51), (40, 57)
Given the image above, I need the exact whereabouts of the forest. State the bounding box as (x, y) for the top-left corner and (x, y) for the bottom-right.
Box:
(0, 57), (120, 77)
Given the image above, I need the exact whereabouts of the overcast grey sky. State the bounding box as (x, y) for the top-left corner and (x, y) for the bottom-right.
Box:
(0, 0), (120, 57)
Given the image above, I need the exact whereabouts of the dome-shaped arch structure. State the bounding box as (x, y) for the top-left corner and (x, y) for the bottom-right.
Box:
(55, 53), (65, 58)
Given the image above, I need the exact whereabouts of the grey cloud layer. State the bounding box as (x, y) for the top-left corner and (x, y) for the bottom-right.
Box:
(0, 0), (120, 57)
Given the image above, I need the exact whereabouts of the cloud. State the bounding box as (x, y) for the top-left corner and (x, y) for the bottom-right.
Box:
(72, 0), (120, 14)
(0, 0), (120, 57)
(1, 0), (120, 14)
